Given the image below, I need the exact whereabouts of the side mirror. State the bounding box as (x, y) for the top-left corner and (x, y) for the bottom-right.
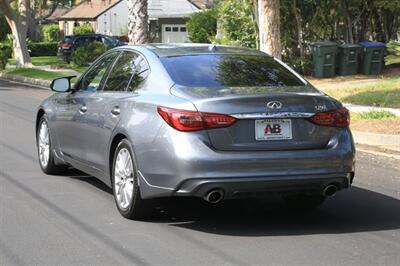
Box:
(50, 76), (76, 92)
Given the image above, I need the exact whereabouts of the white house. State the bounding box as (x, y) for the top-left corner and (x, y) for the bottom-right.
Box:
(59, 0), (209, 43)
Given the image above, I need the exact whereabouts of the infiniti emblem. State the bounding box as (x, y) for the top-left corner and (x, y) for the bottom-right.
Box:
(266, 101), (283, 110)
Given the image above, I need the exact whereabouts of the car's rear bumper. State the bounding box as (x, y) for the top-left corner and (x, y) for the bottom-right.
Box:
(173, 173), (353, 199)
(136, 128), (355, 199)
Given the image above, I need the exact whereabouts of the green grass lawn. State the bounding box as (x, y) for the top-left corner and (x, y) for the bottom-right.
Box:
(4, 68), (69, 81)
(320, 77), (400, 108)
(8, 56), (64, 66)
(351, 111), (398, 120)
(7, 56), (87, 74)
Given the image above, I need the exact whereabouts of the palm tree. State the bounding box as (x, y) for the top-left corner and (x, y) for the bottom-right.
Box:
(258, 0), (281, 59)
(127, 0), (149, 44)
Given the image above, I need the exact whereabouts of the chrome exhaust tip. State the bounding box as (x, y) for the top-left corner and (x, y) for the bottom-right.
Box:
(322, 184), (338, 197)
(204, 189), (224, 204)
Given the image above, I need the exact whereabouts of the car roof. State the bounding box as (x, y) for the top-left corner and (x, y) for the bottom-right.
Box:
(129, 43), (268, 57)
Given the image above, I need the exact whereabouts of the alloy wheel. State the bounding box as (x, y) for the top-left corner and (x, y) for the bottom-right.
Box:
(38, 121), (50, 168)
(114, 148), (135, 210)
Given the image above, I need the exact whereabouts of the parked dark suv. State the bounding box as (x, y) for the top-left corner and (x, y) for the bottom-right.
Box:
(58, 34), (126, 62)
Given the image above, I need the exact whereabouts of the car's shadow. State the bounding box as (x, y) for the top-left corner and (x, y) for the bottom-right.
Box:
(67, 171), (400, 237)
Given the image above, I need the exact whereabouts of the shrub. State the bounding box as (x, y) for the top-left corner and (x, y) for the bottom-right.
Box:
(72, 41), (107, 66)
(0, 43), (12, 70)
(0, 12), (11, 41)
(28, 42), (58, 56)
(387, 41), (400, 56)
(187, 9), (217, 43)
(42, 24), (60, 43)
(73, 23), (94, 35)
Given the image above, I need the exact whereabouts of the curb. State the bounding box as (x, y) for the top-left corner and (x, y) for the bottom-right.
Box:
(0, 73), (50, 89)
(352, 131), (400, 151)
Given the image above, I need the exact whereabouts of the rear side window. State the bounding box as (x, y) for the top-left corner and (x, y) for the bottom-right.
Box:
(103, 51), (148, 92)
(160, 54), (306, 88)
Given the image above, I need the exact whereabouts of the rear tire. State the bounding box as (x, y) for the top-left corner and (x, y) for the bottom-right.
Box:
(283, 194), (326, 210)
(36, 114), (69, 175)
(112, 139), (153, 220)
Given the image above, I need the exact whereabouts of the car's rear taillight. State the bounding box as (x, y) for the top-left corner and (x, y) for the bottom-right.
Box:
(157, 106), (237, 132)
(62, 43), (72, 49)
(308, 108), (350, 128)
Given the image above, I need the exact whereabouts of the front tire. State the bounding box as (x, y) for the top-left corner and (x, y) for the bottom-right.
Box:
(36, 114), (68, 174)
(112, 139), (152, 220)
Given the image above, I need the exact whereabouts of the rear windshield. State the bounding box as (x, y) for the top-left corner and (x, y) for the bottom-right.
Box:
(160, 54), (306, 88)
(64, 36), (73, 43)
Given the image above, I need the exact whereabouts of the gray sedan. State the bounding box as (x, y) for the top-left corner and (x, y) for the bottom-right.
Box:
(36, 44), (355, 220)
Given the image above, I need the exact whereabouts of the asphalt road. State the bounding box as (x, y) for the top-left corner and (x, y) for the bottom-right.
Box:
(1, 78), (400, 265)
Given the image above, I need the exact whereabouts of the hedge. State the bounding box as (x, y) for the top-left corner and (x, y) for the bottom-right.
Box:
(28, 42), (58, 56)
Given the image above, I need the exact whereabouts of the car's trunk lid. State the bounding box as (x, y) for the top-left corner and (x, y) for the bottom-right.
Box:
(171, 85), (340, 151)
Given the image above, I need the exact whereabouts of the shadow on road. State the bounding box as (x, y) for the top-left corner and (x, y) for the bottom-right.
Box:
(151, 187), (400, 236)
(64, 172), (400, 237)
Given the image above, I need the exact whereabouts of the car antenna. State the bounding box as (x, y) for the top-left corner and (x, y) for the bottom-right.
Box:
(208, 45), (218, 52)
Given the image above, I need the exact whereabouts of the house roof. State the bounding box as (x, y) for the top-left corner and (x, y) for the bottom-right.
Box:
(44, 7), (70, 22)
(188, 0), (210, 9)
(148, 0), (199, 19)
(60, 0), (200, 21)
(60, 0), (121, 20)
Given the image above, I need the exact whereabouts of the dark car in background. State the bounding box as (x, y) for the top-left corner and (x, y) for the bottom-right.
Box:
(58, 34), (126, 62)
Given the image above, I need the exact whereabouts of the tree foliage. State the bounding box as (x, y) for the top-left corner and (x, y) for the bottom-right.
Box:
(216, 0), (257, 48)
(73, 23), (94, 35)
(72, 41), (108, 66)
(186, 9), (217, 43)
(42, 24), (60, 42)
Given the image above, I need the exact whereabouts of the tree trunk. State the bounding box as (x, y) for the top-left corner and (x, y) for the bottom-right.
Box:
(292, 0), (303, 59)
(342, 0), (354, 43)
(127, 0), (149, 44)
(258, 0), (281, 59)
(0, 0), (32, 67)
(252, 0), (260, 50)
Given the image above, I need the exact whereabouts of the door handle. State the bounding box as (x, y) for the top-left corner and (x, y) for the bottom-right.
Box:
(111, 106), (120, 115)
(79, 105), (87, 113)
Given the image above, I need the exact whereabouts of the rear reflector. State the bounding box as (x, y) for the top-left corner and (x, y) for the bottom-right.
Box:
(157, 106), (237, 132)
(308, 108), (350, 128)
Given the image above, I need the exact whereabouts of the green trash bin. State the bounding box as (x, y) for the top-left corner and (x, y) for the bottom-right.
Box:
(309, 42), (338, 78)
(359, 41), (386, 75)
(337, 44), (360, 76)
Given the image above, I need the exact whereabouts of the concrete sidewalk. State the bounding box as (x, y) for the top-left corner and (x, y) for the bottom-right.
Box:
(345, 103), (400, 117)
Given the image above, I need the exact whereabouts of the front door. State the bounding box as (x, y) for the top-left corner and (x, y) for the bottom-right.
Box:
(56, 51), (119, 163)
(84, 51), (149, 173)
